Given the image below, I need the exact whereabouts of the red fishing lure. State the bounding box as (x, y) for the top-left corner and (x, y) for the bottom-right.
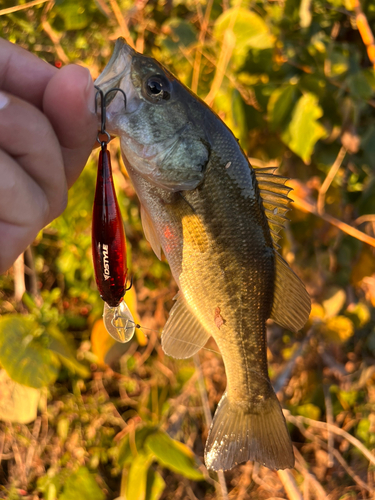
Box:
(92, 143), (127, 307)
(92, 87), (136, 343)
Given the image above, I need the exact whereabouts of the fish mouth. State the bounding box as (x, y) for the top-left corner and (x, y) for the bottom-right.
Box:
(94, 38), (140, 133)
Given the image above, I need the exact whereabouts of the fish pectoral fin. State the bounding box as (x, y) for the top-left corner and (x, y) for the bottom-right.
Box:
(205, 390), (294, 471)
(162, 292), (211, 359)
(270, 252), (311, 332)
(140, 204), (162, 260)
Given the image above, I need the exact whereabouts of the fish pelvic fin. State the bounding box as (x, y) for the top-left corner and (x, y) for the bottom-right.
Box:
(204, 391), (294, 471)
(271, 252), (311, 332)
(140, 204), (162, 260)
(162, 292), (211, 359)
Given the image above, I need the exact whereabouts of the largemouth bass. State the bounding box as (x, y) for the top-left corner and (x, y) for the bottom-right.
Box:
(95, 38), (311, 471)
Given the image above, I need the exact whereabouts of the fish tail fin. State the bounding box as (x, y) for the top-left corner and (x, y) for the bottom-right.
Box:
(204, 391), (294, 471)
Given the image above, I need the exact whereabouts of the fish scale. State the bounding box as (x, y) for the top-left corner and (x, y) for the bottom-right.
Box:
(95, 37), (311, 472)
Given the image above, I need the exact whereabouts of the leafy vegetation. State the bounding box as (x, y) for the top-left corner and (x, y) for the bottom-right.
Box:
(1, 0), (375, 498)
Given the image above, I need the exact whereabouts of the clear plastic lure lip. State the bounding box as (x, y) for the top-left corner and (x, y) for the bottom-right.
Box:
(103, 300), (136, 343)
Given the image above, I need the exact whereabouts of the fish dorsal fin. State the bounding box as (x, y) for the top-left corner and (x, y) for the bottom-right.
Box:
(253, 167), (311, 330)
(162, 292), (211, 359)
(270, 252), (311, 332)
(140, 204), (162, 260)
(253, 167), (292, 249)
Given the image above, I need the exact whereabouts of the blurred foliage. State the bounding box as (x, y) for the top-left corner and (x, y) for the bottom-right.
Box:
(1, 0), (375, 498)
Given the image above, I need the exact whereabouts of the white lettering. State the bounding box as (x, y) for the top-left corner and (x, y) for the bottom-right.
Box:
(102, 244), (110, 280)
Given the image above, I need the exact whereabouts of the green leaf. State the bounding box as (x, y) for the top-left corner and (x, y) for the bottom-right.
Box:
(296, 403), (321, 420)
(347, 71), (373, 100)
(146, 431), (204, 481)
(48, 327), (90, 378)
(0, 369), (41, 424)
(281, 93), (327, 163)
(145, 469), (165, 500)
(126, 451), (154, 500)
(0, 316), (60, 388)
(59, 467), (105, 500)
(267, 85), (299, 130)
(118, 425), (158, 466)
(214, 8), (274, 68)
(322, 287), (346, 318)
(161, 18), (197, 53)
(54, 0), (92, 31)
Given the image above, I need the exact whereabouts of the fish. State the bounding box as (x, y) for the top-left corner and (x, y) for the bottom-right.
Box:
(95, 37), (311, 471)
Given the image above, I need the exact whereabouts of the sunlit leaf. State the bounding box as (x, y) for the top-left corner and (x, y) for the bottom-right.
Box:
(59, 467), (104, 500)
(48, 326), (90, 378)
(346, 303), (371, 329)
(0, 370), (40, 424)
(268, 85), (299, 130)
(54, 0), (92, 31)
(145, 468), (165, 500)
(0, 316), (60, 388)
(281, 93), (327, 163)
(146, 431), (204, 481)
(323, 316), (354, 343)
(347, 71), (373, 100)
(214, 8), (274, 68)
(161, 18), (197, 53)
(296, 403), (321, 420)
(126, 451), (154, 500)
(118, 425), (158, 466)
(299, 0), (312, 28)
(322, 287), (346, 318)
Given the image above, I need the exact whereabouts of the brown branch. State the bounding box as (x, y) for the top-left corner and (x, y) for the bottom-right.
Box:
(193, 354), (229, 500)
(332, 447), (374, 493)
(13, 253), (25, 303)
(317, 146), (346, 215)
(274, 329), (313, 394)
(192, 0), (214, 94)
(107, 0), (135, 48)
(291, 192), (375, 248)
(277, 469), (302, 500)
(41, 0), (69, 64)
(293, 447), (328, 499)
(350, 0), (375, 69)
(284, 410), (375, 467)
(204, 7), (240, 106)
(323, 384), (334, 468)
(0, 0), (49, 16)
(354, 214), (375, 225)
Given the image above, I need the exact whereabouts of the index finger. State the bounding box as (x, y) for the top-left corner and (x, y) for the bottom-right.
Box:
(0, 38), (56, 109)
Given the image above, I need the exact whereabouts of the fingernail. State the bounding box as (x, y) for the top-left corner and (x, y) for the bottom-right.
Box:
(0, 92), (10, 110)
(84, 68), (96, 114)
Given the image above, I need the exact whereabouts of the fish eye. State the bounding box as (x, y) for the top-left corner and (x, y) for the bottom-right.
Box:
(144, 75), (171, 101)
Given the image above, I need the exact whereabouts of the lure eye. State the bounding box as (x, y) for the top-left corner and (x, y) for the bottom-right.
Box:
(144, 75), (171, 101)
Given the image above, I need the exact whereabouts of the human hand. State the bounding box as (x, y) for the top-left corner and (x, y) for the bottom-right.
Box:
(0, 38), (97, 274)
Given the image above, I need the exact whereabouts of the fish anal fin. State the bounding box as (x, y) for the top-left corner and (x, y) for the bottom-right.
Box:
(271, 252), (311, 332)
(162, 293), (211, 359)
(205, 391), (294, 471)
(140, 204), (162, 260)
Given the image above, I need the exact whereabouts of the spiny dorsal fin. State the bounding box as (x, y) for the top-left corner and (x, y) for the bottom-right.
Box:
(253, 167), (293, 248)
(270, 252), (311, 332)
(253, 167), (311, 330)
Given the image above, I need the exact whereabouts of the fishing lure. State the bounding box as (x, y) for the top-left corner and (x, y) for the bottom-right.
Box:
(92, 87), (135, 343)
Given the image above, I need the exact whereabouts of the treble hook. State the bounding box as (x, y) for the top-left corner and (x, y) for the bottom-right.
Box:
(94, 86), (127, 145)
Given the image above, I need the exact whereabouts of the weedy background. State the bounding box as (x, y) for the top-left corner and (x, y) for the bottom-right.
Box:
(1, 0), (375, 499)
